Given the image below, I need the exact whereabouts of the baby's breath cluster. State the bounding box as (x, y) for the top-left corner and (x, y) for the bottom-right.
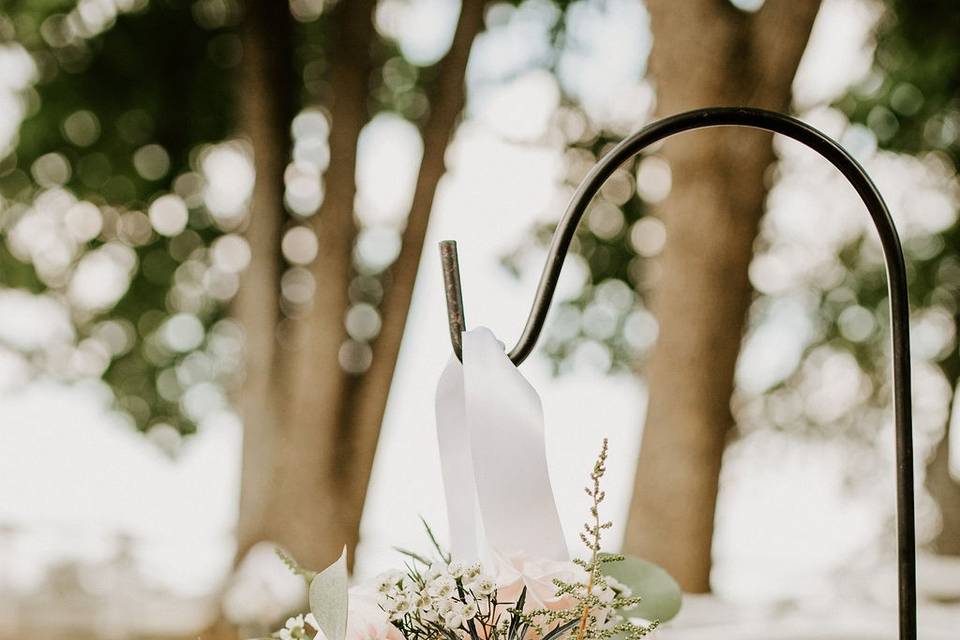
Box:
(376, 559), (503, 640)
(270, 439), (664, 640)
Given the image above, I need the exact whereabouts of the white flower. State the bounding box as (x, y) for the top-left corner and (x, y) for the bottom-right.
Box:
(466, 575), (496, 596)
(276, 614), (310, 640)
(413, 591), (433, 611)
(426, 575), (456, 599)
(443, 610), (465, 629)
(463, 563), (482, 580)
(387, 594), (414, 621)
(447, 561), (465, 578)
(605, 576), (633, 598)
(461, 601), (478, 620)
(442, 602), (472, 630)
(426, 563), (448, 581)
(376, 570), (405, 594)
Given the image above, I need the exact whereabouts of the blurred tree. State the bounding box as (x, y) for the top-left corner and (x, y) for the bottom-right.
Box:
(830, 0), (960, 556)
(515, 0), (960, 590)
(233, 0), (490, 571)
(510, 0), (822, 591)
(0, 0), (488, 590)
(508, 0), (821, 591)
(623, 0), (821, 592)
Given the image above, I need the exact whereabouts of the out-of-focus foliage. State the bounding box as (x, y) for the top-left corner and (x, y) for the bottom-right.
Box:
(0, 0), (484, 439)
(504, 130), (657, 374)
(824, 0), (960, 409)
(751, 0), (960, 445)
(513, 0), (960, 449)
(0, 0), (240, 437)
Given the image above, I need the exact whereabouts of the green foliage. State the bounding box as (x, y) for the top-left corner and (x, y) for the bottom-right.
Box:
(275, 440), (679, 640)
(0, 0), (464, 439)
(597, 554), (681, 623)
(309, 547), (349, 640)
(769, 0), (960, 441)
(1, 0), (237, 435)
(513, 0), (960, 452)
(504, 129), (655, 374)
(533, 439), (670, 639)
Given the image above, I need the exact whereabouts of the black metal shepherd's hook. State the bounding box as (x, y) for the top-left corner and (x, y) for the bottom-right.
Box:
(439, 107), (916, 640)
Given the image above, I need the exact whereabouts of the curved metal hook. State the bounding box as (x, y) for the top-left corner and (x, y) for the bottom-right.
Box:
(438, 107), (915, 640)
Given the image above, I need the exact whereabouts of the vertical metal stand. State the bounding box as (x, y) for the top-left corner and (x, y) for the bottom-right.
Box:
(439, 107), (917, 640)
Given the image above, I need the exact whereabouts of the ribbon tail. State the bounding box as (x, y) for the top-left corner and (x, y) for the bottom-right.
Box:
(436, 356), (482, 563)
(462, 327), (568, 561)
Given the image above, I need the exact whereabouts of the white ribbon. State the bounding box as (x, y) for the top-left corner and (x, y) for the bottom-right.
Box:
(435, 327), (568, 563)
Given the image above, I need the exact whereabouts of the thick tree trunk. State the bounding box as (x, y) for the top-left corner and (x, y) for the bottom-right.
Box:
(623, 0), (821, 592)
(233, 0), (296, 563)
(926, 417), (960, 555)
(235, 0), (377, 572)
(234, 0), (488, 574)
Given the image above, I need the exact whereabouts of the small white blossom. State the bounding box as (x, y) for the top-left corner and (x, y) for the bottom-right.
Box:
(426, 563), (448, 581)
(426, 574), (456, 599)
(447, 561), (465, 578)
(461, 601), (478, 620)
(442, 602), (474, 630)
(388, 594), (414, 621)
(275, 614), (310, 640)
(466, 575), (495, 596)
(605, 576), (633, 598)
(463, 563), (482, 580)
(376, 570), (405, 594)
(414, 591), (432, 611)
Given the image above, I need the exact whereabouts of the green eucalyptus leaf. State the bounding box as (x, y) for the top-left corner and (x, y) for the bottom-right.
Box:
(598, 553), (682, 623)
(309, 546), (349, 640)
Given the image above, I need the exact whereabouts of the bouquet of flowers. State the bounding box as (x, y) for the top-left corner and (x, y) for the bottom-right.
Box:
(268, 329), (682, 640)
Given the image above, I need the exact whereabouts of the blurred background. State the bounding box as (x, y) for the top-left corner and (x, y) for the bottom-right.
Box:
(0, 0), (959, 638)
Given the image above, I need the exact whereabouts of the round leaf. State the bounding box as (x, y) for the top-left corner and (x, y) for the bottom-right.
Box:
(599, 553), (682, 622)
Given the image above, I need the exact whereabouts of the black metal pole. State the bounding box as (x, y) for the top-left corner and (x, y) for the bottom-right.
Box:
(439, 107), (916, 640)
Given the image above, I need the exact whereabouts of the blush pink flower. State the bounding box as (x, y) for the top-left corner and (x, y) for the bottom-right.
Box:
(492, 552), (587, 613)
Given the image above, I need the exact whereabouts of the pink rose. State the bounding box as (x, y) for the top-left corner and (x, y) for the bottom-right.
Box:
(492, 552), (587, 613)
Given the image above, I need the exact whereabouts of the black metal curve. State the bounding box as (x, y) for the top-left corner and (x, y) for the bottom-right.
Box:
(439, 107), (916, 640)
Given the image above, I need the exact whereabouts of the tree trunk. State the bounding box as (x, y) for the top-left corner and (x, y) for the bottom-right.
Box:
(926, 416), (960, 555)
(623, 0), (821, 593)
(234, 0), (488, 574)
(235, 0), (377, 572)
(233, 0), (297, 563)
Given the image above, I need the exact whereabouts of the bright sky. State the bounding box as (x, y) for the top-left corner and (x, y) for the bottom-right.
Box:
(0, 0), (954, 619)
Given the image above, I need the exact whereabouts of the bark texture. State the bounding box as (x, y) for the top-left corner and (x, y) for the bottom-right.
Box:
(234, 0), (488, 574)
(927, 331), (960, 556)
(926, 418), (960, 555)
(623, 0), (822, 593)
